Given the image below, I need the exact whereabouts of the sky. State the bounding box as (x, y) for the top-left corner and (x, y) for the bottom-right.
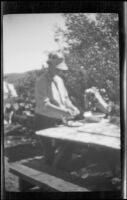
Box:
(3, 14), (66, 74)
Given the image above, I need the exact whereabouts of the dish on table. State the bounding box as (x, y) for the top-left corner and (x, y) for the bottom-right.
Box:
(66, 120), (84, 127)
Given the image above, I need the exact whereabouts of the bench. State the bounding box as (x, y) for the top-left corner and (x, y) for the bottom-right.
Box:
(9, 158), (89, 192)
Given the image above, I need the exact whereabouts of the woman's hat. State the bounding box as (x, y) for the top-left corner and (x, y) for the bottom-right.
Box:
(47, 51), (68, 70)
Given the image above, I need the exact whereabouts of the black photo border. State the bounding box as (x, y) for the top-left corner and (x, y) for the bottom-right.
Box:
(1, 1), (126, 200)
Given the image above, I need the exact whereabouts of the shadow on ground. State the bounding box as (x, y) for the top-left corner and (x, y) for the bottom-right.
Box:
(4, 134), (121, 192)
(4, 142), (43, 162)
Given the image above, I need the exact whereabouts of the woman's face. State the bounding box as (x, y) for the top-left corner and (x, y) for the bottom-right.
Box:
(48, 57), (68, 77)
(55, 68), (68, 79)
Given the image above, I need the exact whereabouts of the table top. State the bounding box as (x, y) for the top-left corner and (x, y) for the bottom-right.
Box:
(36, 119), (120, 150)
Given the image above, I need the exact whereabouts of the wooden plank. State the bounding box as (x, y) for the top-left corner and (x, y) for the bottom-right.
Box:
(78, 121), (120, 137)
(9, 163), (89, 192)
(36, 121), (120, 149)
(12, 158), (87, 187)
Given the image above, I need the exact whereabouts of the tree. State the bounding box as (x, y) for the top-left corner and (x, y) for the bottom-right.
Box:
(55, 13), (120, 109)
(14, 70), (40, 100)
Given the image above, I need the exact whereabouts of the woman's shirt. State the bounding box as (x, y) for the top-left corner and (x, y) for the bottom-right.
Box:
(35, 72), (69, 119)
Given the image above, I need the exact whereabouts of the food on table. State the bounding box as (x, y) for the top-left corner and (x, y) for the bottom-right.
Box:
(66, 120), (84, 127)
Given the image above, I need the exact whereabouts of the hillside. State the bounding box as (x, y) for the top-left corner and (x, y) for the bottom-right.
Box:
(3, 69), (45, 100)
(4, 70), (36, 84)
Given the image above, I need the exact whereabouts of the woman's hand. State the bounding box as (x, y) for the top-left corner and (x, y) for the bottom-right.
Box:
(71, 107), (80, 116)
(61, 106), (80, 120)
(63, 108), (74, 118)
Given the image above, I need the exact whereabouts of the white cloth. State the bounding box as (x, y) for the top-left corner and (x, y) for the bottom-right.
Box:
(4, 81), (18, 99)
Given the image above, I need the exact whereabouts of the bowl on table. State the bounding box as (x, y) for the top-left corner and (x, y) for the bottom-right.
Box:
(83, 111), (105, 123)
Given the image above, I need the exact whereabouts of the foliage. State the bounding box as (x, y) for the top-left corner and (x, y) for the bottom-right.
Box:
(55, 13), (120, 110)
(5, 70), (42, 101)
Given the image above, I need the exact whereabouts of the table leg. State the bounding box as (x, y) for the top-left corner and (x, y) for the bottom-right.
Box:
(52, 142), (75, 168)
(40, 137), (55, 165)
(38, 138), (75, 168)
(52, 145), (66, 167)
(19, 179), (35, 191)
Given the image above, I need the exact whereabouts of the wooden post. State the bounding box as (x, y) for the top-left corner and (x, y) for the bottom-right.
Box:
(19, 178), (35, 192)
(40, 137), (55, 165)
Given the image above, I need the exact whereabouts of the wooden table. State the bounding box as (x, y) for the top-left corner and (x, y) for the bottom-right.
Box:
(36, 119), (120, 167)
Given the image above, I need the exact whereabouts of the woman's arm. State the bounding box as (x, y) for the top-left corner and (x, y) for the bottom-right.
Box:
(43, 99), (73, 119)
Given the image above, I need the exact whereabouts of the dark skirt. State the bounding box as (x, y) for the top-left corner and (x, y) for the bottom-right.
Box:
(35, 114), (62, 165)
(35, 113), (62, 131)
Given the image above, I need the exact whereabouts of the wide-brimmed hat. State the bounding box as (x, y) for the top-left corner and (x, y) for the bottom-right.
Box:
(47, 51), (68, 71)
